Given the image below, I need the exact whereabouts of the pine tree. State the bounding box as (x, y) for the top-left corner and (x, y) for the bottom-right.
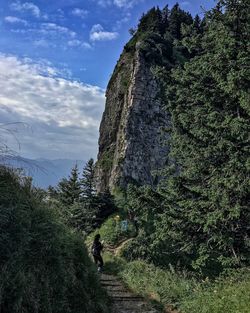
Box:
(58, 164), (81, 205)
(160, 0), (250, 274)
(168, 3), (193, 40)
(138, 7), (164, 34)
(80, 158), (96, 199)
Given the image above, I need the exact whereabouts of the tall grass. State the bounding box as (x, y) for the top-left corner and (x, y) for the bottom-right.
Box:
(103, 252), (250, 313)
(0, 167), (109, 313)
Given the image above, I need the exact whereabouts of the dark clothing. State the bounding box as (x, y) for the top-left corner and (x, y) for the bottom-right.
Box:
(93, 254), (104, 267)
(91, 239), (103, 269)
(91, 240), (103, 256)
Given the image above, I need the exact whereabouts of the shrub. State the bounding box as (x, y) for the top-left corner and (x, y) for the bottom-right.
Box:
(0, 167), (109, 313)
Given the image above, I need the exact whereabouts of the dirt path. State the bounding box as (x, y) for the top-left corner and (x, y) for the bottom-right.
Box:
(100, 273), (158, 313)
(105, 238), (134, 256)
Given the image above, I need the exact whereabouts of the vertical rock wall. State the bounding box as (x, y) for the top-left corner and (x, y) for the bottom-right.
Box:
(95, 44), (169, 193)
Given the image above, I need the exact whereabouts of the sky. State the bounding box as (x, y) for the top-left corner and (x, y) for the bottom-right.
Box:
(0, 0), (215, 161)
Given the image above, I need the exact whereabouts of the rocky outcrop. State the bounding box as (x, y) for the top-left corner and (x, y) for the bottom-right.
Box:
(95, 42), (170, 193)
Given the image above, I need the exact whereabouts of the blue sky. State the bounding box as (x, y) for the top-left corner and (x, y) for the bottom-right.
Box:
(0, 0), (215, 161)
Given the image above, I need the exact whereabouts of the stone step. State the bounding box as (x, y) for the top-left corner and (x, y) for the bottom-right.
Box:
(109, 296), (144, 301)
(100, 274), (117, 280)
(112, 302), (157, 313)
(100, 273), (158, 313)
(101, 281), (122, 286)
(103, 285), (127, 292)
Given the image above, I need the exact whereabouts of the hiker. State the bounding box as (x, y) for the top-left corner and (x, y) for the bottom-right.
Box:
(91, 234), (104, 272)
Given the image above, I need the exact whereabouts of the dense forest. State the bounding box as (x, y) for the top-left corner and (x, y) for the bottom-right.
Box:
(121, 0), (250, 276)
(0, 0), (249, 312)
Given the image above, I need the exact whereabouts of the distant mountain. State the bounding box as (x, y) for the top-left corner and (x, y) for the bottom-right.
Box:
(3, 157), (86, 189)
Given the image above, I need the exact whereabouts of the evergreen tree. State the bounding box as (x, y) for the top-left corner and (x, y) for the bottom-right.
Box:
(161, 5), (170, 31)
(58, 164), (81, 205)
(80, 158), (96, 199)
(160, 0), (250, 274)
(68, 160), (116, 232)
(138, 7), (163, 34)
(168, 3), (193, 40)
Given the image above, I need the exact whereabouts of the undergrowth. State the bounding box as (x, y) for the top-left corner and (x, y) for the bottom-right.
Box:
(0, 167), (109, 313)
(103, 252), (250, 313)
(86, 213), (136, 248)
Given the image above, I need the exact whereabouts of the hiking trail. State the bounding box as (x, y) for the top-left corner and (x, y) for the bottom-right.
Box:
(100, 238), (159, 313)
(100, 273), (158, 313)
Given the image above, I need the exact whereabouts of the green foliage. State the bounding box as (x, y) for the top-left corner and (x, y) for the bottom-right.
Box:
(138, 7), (163, 34)
(49, 161), (116, 234)
(80, 158), (96, 198)
(0, 166), (109, 313)
(58, 164), (81, 205)
(181, 269), (250, 313)
(118, 260), (196, 309)
(87, 214), (136, 247)
(98, 148), (114, 172)
(121, 0), (250, 276)
(103, 253), (250, 313)
(160, 0), (250, 274)
(168, 3), (193, 40)
(124, 3), (194, 67)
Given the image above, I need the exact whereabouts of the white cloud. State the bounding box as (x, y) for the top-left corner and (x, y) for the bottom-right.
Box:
(0, 54), (105, 160)
(96, 0), (142, 9)
(41, 23), (76, 38)
(67, 40), (92, 49)
(33, 39), (51, 48)
(90, 24), (118, 41)
(4, 16), (28, 25)
(67, 39), (82, 47)
(9, 23), (77, 44)
(97, 0), (112, 7)
(10, 1), (41, 18)
(72, 8), (88, 19)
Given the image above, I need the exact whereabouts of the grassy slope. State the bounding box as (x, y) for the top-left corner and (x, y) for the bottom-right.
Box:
(88, 216), (250, 313)
(0, 167), (110, 313)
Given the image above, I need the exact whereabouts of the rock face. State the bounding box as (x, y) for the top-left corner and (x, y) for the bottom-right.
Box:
(95, 43), (169, 193)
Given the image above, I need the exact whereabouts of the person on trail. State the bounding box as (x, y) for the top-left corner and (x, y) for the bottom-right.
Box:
(91, 234), (104, 272)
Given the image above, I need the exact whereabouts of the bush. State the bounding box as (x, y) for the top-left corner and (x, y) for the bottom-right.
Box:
(0, 167), (109, 313)
(87, 214), (137, 248)
(119, 260), (197, 309)
(181, 269), (250, 313)
(103, 252), (250, 313)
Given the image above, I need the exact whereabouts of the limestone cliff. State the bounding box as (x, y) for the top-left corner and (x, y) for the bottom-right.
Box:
(95, 6), (189, 193)
(95, 41), (170, 193)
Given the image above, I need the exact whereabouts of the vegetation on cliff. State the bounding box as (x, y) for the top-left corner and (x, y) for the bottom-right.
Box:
(113, 0), (250, 277)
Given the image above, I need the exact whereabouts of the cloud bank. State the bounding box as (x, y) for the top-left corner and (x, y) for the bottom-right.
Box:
(0, 54), (105, 160)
